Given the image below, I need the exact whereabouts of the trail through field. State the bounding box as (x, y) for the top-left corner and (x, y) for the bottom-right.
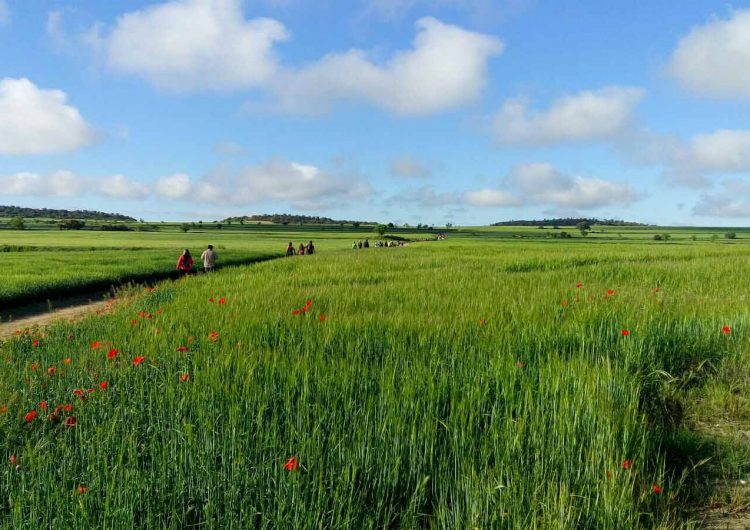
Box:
(0, 294), (111, 341)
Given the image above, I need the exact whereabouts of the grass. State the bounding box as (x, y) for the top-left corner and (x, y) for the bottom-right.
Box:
(2, 230), (750, 527)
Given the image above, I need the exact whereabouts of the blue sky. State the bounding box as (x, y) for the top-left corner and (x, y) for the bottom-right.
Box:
(1, 0), (750, 225)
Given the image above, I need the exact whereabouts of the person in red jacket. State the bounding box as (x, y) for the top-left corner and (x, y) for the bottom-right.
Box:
(176, 249), (194, 274)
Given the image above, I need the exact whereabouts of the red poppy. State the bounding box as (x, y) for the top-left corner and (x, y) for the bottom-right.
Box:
(606, 469), (612, 478)
(0, 406), (8, 414)
(63, 404), (72, 412)
(653, 287), (660, 293)
(108, 349), (118, 360)
(131, 320), (138, 326)
(77, 484), (87, 494)
(176, 346), (188, 352)
(180, 373), (190, 382)
(47, 366), (57, 375)
(63, 357), (71, 365)
(576, 282), (582, 289)
(133, 356), (146, 366)
(218, 298), (226, 305)
(319, 314), (327, 322)
(479, 318), (486, 326)
(305, 299), (313, 308)
(621, 329), (629, 337)
(24, 410), (37, 422)
(39, 401), (47, 411)
(284, 456), (299, 471)
(722, 325), (731, 335)
(73, 389), (85, 397)
(53, 405), (63, 415)
(100, 381), (108, 390)
(48, 413), (60, 423)
(209, 297), (215, 303)
(622, 459), (631, 470)
(293, 308), (300, 315)
(91, 341), (102, 350)
(156, 308), (164, 314)
(9, 454), (17, 466)
(65, 416), (77, 427)
(32, 339), (39, 347)
(517, 361), (524, 368)
(30, 362), (38, 371)
(652, 484), (662, 494)
(139, 310), (146, 317)
(606, 289), (615, 296)
(561, 300), (569, 307)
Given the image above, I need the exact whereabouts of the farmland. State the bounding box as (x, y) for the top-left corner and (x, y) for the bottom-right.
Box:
(2, 227), (750, 527)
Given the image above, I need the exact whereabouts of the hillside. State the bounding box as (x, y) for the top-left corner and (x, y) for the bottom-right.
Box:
(492, 217), (649, 227)
(223, 213), (375, 225)
(0, 205), (136, 222)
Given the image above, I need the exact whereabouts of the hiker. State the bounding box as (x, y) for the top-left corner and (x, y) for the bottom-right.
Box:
(306, 241), (315, 255)
(286, 242), (296, 256)
(358, 240), (363, 249)
(352, 241), (358, 250)
(176, 249), (194, 274)
(200, 244), (217, 272)
(298, 243), (305, 255)
(364, 239), (370, 248)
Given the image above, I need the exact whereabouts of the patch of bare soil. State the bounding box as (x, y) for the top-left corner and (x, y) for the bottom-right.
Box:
(0, 296), (114, 341)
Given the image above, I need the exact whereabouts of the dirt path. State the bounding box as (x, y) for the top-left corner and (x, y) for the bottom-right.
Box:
(0, 295), (112, 341)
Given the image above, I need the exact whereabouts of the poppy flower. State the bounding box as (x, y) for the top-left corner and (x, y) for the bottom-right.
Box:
(621, 459), (631, 470)
(293, 308), (300, 315)
(63, 358), (71, 365)
(91, 341), (102, 350)
(218, 298), (226, 305)
(100, 381), (108, 390)
(180, 373), (190, 382)
(284, 456), (299, 471)
(722, 326), (731, 335)
(108, 349), (118, 360)
(131, 320), (138, 326)
(77, 485), (86, 494)
(479, 318), (486, 326)
(156, 308), (164, 314)
(39, 401), (47, 411)
(0, 406), (8, 414)
(139, 310), (146, 318)
(24, 410), (37, 422)
(652, 484), (662, 494)
(576, 282), (582, 289)
(32, 339), (39, 347)
(516, 361), (524, 368)
(653, 287), (660, 293)
(305, 299), (313, 308)
(30, 362), (38, 371)
(319, 314), (327, 322)
(63, 404), (72, 412)
(9, 455), (17, 466)
(65, 416), (77, 427)
(176, 346), (188, 352)
(561, 300), (569, 307)
(621, 329), (629, 337)
(209, 297), (215, 303)
(48, 413), (60, 423)
(133, 356), (146, 366)
(73, 389), (85, 397)
(606, 469), (612, 478)
(47, 366), (57, 375)
(53, 405), (64, 415)
(606, 289), (615, 296)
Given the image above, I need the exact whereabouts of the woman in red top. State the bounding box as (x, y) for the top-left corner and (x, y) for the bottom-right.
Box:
(176, 249), (194, 274)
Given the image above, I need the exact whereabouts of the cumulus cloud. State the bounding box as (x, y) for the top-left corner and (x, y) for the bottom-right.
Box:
(390, 155), (432, 178)
(693, 180), (750, 218)
(491, 86), (644, 145)
(101, 0), (288, 91)
(272, 17), (503, 116)
(0, 171), (148, 199)
(669, 9), (750, 100)
(0, 78), (96, 155)
(463, 188), (520, 207)
(0, 1), (9, 27)
(154, 158), (372, 207)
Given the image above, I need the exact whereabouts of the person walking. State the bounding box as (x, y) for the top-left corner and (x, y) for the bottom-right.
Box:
(286, 242), (296, 256)
(306, 240), (315, 255)
(364, 239), (370, 248)
(200, 244), (217, 272)
(176, 249), (194, 275)
(298, 243), (305, 255)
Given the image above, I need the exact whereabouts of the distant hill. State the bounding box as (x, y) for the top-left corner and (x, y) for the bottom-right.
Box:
(0, 205), (136, 222)
(224, 214), (375, 225)
(492, 218), (649, 227)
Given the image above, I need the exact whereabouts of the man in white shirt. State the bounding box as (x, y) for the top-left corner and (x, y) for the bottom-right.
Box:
(201, 244), (218, 272)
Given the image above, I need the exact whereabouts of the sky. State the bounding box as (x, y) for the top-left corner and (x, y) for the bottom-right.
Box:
(1, 0), (750, 226)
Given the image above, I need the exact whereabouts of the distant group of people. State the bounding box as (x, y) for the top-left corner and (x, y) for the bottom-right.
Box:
(286, 241), (315, 256)
(176, 245), (217, 274)
(353, 239), (403, 249)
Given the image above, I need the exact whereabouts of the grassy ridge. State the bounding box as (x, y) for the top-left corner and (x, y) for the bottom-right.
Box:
(1, 241), (748, 527)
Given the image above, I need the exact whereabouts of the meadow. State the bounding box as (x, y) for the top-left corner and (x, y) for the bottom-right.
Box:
(1, 226), (750, 528)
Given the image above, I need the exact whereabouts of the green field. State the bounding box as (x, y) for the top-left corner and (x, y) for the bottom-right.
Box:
(2, 226), (750, 527)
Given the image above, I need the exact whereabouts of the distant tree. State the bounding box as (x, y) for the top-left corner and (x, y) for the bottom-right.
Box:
(537, 225), (544, 229)
(353, 222), (361, 228)
(576, 220), (591, 237)
(446, 222), (453, 228)
(180, 223), (190, 233)
(216, 223), (223, 230)
(690, 235), (697, 241)
(725, 232), (737, 239)
(9, 216), (25, 230)
(374, 224), (387, 237)
(653, 234), (663, 241)
(711, 234), (718, 241)
(387, 222), (395, 228)
(59, 219), (85, 230)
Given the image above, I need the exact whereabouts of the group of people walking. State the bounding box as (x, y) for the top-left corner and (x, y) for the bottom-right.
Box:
(286, 241), (316, 256)
(176, 245), (217, 274)
(353, 239), (402, 249)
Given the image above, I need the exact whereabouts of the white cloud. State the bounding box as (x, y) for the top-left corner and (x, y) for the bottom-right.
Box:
(463, 188), (520, 207)
(0, 0), (10, 27)
(389, 185), (462, 207)
(505, 163), (637, 209)
(669, 9), (750, 100)
(0, 171), (148, 199)
(272, 17), (503, 115)
(102, 0), (288, 91)
(154, 158), (372, 206)
(491, 86), (644, 146)
(0, 78), (96, 155)
(693, 189), (750, 218)
(390, 155), (431, 178)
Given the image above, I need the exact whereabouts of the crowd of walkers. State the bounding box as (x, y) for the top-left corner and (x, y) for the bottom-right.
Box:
(176, 245), (217, 274)
(286, 240), (315, 256)
(352, 239), (403, 249)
